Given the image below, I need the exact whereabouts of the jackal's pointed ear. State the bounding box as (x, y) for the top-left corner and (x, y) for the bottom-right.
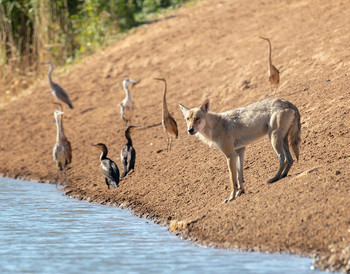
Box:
(199, 99), (209, 113)
(179, 104), (189, 117)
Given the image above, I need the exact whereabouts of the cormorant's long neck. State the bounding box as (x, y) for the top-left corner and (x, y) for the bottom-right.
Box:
(125, 130), (133, 146)
(123, 81), (131, 100)
(100, 147), (108, 161)
(162, 80), (169, 116)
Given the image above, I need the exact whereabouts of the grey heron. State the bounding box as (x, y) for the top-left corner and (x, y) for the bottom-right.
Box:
(52, 102), (72, 164)
(44, 61), (74, 109)
(53, 110), (70, 184)
(259, 36), (280, 97)
(154, 78), (178, 152)
(120, 77), (137, 125)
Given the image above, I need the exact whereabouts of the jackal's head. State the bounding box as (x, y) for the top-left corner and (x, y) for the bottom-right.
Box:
(179, 99), (209, 135)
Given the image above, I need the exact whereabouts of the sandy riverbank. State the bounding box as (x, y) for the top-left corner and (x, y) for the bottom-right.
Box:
(1, 0), (349, 271)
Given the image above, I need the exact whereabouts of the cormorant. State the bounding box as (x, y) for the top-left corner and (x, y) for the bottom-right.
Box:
(120, 125), (140, 178)
(92, 143), (120, 189)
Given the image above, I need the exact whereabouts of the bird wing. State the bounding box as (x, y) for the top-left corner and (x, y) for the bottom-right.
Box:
(127, 147), (136, 172)
(52, 82), (74, 109)
(65, 138), (72, 164)
(168, 115), (178, 138)
(121, 145), (128, 169)
(53, 144), (68, 170)
(120, 103), (125, 119)
(101, 159), (119, 186)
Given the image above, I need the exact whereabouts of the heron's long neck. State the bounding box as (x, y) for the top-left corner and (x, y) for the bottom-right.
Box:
(123, 82), (131, 100)
(162, 81), (169, 116)
(100, 148), (108, 161)
(48, 64), (54, 85)
(266, 40), (273, 70)
(59, 115), (65, 136)
(55, 115), (62, 144)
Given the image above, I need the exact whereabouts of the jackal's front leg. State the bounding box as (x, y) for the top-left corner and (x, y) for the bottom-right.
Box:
(223, 155), (238, 204)
(235, 148), (246, 198)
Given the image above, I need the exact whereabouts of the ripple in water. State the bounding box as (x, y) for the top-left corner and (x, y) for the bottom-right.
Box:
(0, 177), (320, 273)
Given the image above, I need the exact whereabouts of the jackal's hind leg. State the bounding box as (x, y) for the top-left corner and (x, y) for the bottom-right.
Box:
(268, 110), (294, 183)
(268, 131), (286, 183)
(280, 136), (294, 178)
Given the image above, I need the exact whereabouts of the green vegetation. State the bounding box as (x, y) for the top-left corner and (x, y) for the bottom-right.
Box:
(0, 0), (186, 98)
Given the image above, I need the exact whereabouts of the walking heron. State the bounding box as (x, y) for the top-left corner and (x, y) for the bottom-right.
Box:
(259, 36), (280, 97)
(44, 61), (74, 109)
(154, 78), (178, 152)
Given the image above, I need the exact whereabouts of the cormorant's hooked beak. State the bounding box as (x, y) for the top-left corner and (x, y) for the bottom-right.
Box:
(91, 144), (101, 149)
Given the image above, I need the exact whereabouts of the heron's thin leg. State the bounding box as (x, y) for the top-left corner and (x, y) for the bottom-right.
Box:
(169, 137), (172, 152)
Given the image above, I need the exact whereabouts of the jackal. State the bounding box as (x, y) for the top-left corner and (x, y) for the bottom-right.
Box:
(179, 98), (301, 203)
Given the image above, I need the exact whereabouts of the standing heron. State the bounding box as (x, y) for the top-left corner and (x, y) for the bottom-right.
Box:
(154, 78), (178, 152)
(53, 110), (70, 184)
(43, 61), (74, 109)
(120, 77), (137, 125)
(259, 36), (280, 97)
(51, 102), (72, 164)
(120, 125), (140, 178)
(92, 143), (120, 189)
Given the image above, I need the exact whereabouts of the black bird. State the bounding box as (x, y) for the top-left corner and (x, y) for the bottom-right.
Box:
(120, 125), (140, 178)
(43, 61), (74, 109)
(92, 143), (119, 189)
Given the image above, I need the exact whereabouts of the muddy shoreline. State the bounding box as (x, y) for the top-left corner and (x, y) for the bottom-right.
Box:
(1, 0), (349, 272)
(0, 171), (345, 272)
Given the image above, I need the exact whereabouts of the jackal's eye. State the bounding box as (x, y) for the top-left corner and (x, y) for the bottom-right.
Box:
(194, 117), (200, 122)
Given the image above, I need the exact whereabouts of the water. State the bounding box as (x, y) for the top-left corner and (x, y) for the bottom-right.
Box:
(0, 177), (319, 274)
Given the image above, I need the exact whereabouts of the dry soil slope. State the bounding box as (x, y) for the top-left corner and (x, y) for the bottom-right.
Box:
(0, 0), (349, 272)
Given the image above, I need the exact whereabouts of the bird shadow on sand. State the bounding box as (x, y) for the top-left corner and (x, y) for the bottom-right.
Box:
(80, 107), (96, 115)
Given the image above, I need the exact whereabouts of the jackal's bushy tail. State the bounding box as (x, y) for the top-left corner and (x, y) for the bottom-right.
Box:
(289, 109), (301, 161)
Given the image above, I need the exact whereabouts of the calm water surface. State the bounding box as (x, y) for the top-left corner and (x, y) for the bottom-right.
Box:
(0, 177), (319, 273)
